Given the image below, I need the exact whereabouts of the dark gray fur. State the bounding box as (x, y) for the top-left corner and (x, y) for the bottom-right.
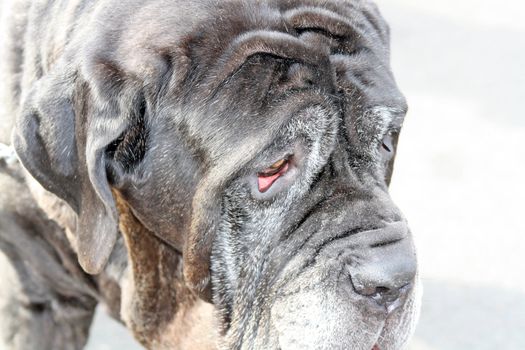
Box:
(0, 0), (420, 349)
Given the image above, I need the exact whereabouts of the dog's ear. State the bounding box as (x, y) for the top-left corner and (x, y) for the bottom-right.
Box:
(12, 66), (130, 274)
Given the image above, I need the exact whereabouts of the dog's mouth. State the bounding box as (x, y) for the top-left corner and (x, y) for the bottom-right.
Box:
(372, 344), (380, 350)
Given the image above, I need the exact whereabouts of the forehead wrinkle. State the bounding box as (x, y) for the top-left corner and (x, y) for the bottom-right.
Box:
(284, 6), (359, 37)
(210, 29), (329, 94)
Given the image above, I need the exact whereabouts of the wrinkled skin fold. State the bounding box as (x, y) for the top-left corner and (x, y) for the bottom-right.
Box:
(0, 0), (420, 349)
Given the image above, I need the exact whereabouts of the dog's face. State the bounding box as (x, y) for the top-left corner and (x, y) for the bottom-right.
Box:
(13, 0), (419, 349)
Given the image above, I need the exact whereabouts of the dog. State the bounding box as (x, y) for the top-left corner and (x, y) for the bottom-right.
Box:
(0, 0), (420, 349)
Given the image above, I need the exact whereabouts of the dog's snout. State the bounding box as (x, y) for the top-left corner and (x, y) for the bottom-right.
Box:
(347, 222), (417, 310)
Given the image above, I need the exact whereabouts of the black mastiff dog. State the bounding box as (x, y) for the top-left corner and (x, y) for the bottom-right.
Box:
(0, 0), (420, 349)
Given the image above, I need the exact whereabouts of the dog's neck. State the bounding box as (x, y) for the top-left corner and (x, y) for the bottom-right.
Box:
(113, 190), (218, 349)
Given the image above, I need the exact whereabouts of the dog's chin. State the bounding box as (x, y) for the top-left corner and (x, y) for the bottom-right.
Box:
(273, 317), (384, 350)
(272, 312), (414, 350)
(270, 296), (379, 350)
(268, 279), (420, 350)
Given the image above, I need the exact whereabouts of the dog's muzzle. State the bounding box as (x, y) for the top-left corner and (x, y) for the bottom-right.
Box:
(268, 191), (418, 350)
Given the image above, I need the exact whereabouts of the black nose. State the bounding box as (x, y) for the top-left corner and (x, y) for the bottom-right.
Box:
(347, 222), (417, 310)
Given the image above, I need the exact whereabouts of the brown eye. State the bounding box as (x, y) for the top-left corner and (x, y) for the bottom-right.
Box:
(259, 158), (288, 176)
(257, 157), (290, 192)
(270, 158), (286, 169)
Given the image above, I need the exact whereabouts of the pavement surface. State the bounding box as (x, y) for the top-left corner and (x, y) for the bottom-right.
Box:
(72, 1), (525, 349)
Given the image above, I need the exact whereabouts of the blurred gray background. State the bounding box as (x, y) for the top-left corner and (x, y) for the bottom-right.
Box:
(83, 0), (525, 349)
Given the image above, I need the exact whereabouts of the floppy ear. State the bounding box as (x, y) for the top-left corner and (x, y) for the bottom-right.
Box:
(12, 66), (129, 274)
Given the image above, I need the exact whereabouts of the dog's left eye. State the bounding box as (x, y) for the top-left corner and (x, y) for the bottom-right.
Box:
(257, 158), (290, 192)
(382, 139), (392, 152)
(380, 132), (394, 157)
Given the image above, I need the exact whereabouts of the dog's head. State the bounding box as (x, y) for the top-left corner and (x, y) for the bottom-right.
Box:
(13, 0), (419, 348)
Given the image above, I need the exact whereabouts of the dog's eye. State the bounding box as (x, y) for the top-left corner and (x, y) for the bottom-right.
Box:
(257, 157), (290, 193)
(263, 158), (287, 174)
(380, 133), (394, 156)
(382, 139), (392, 152)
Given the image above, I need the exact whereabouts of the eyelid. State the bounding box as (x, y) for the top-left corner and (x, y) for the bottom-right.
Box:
(247, 143), (304, 200)
(257, 154), (292, 173)
(268, 158), (287, 170)
(380, 129), (399, 155)
(382, 135), (393, 152)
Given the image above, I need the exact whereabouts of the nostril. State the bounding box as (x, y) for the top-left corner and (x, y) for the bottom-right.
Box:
(350, 272), (412, 307)
(372, 286), (393, 299)
(370, 286), (400, 305)
(352, 283), (400, 305)
(350, 276), (413, 315)
(373, 286), (390, 296)
(353, 283), (379, 297)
